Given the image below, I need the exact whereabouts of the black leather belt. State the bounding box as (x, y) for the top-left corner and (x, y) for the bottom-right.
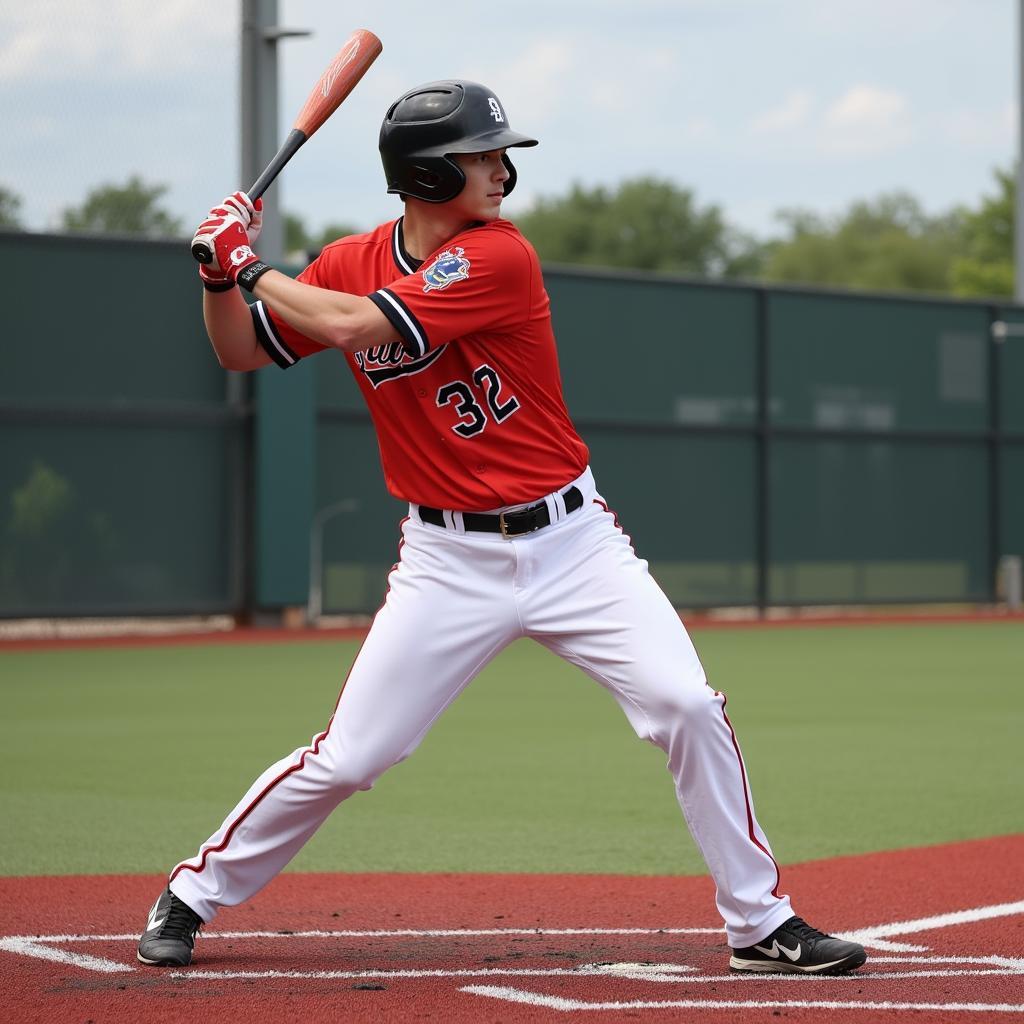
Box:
(419, 486), (584, 538)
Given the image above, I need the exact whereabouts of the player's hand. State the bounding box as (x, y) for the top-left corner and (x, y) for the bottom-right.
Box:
(219, 191), (263, 244)
(191, 204), (261, 282)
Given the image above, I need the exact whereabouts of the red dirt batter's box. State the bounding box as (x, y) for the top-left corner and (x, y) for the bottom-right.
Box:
(1, 835), (1022, 1023)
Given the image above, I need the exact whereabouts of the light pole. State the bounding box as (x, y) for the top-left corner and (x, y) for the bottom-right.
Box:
(240, 0), (310, 264)
(1017, 0), (1024, 299)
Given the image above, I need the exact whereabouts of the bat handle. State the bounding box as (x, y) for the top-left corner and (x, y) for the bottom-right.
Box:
(191, 238), (215, 264)
(248, 130), (307, 202)
(191, 129), (308, 265)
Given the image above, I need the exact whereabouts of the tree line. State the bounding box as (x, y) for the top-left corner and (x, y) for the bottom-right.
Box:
(0, 169), (1012, 298)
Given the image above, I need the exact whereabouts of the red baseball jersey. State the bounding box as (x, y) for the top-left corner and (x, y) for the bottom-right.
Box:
(250, 217), (589, 511)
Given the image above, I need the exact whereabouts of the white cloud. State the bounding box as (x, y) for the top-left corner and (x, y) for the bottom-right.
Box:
(821, 84), (912, 155)
(465, 40), (575, 127)
(826, 85), (907, 128)
(750, 91), (812, 135)
(0, 24), (47, 81)
(742, 85), (913, 158)
(0, 0), (232, 82)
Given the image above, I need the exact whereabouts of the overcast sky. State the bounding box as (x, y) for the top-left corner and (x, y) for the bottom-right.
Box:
(0, 0), (1014, 240)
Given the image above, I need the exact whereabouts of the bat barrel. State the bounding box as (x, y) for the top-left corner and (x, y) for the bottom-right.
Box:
(294, 29), (382, 137)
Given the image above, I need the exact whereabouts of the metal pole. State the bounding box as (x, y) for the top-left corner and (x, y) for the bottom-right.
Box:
(240, 0), (310, 263)
(238, 2), (310, 626)
(1017, 0), (1024, 299)
(241, 0), (280, 261)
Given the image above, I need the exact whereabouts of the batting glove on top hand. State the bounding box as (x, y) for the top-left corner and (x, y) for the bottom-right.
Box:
(219, 191), (263, 244)
(191, 198), (272, 292)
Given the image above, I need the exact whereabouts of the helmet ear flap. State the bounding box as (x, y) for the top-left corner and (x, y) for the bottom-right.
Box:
(407, 159), (465, 203)
(501, 155), (518, 197)
(411, 165), (443, 191)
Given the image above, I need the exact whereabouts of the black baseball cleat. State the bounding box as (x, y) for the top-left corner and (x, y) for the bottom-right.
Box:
(137, 887), (203, 966)
(730, 916), (867, 974)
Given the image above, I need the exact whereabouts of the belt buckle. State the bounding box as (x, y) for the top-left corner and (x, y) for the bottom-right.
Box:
(500, 506), (542, 539)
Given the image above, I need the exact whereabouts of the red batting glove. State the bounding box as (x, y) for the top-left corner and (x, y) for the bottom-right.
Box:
(191, 204), (272, 292)
(195, 193), (264, 291)
(220, 192), (263, 244)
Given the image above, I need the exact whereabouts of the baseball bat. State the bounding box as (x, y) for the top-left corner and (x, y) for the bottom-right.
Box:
(192, 28), (383, 264)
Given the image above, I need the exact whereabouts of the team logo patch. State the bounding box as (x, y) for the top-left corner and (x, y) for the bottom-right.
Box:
(422, 247), (471, 293)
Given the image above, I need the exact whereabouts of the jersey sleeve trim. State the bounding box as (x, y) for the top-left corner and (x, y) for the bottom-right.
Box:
(250, 300), (299, 369)
(369, 288), (430, 358)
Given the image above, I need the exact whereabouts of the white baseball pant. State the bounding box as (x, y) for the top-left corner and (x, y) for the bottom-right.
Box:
(169, 467), (793, 947)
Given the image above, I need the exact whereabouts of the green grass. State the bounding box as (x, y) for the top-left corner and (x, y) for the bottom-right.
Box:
(1, 623), (1021, 877)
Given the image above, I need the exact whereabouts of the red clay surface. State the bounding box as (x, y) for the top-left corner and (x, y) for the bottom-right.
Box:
(1, 835), (1022, 1023)
(3, 611), (1023, 651)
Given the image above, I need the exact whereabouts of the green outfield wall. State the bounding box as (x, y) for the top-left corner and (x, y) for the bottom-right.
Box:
(1, 230), (1022, 617)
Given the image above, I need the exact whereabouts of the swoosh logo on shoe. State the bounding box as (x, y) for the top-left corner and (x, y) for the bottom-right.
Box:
(147, 901), (166, 932)
(754, 939), (802, 961)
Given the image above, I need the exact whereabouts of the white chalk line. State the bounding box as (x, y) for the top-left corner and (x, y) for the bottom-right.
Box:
(0, 937), (131, 974)
(842, 900), (1024, 949)
(3, 896), (1023, 1021)
(173, 966), (695, 982)
(2, 926), (724, 943)
(0, 926), (723, 980)
(171, 964), (1024, 983)
(457, 901), (1024, 1012)
(872, 955), (1024, 969)
(462, 986), (1024, 1013)
(14, 900), (1023, 949)
(855, 939), (931, 952)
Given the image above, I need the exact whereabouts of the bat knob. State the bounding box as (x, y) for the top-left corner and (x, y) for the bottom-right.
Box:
(191, 240), (215, 264)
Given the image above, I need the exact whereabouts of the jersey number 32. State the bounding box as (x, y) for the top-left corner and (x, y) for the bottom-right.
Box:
(436, 364), (520, 438)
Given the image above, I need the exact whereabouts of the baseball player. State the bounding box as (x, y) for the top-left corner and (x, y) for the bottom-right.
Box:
(137, 81), (866, 977)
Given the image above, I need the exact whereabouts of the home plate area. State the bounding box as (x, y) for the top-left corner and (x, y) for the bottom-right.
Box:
(1, 836), (1023, 1023)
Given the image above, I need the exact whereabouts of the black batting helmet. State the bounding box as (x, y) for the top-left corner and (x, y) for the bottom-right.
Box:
(379, 80), (538, 203)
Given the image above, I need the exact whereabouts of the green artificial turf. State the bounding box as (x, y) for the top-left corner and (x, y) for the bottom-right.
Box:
(1, 622), (1021, 877)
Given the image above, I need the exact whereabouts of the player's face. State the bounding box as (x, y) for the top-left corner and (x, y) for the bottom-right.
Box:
(451, 150), (510, 221)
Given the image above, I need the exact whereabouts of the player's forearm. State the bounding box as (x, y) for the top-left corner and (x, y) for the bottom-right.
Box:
(202, 288), (269, 371)
(251, 270), (387, 352)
